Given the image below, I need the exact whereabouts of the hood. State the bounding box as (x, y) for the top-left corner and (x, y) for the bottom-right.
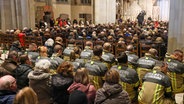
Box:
(28, 71), (50, 80)
(102, 82), (122, 97)
(68, 82), (90, 93)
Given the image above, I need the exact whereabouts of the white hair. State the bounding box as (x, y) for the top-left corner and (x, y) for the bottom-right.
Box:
(45, 38), (54, 46)
(35, 59), (51, 72)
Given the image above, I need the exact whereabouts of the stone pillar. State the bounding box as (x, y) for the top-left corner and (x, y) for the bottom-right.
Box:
(94, 0), (116, 24)
(0, 0), (35, 32)
(168, 0), (184, 53)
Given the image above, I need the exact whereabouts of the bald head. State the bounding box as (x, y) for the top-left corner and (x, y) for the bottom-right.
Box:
(127, 44), (134, 52)
(148, 48), (158, 56)
(0, 75), (17, 91)
(103, 42), (111, 51)
(85, 41), (93, 49)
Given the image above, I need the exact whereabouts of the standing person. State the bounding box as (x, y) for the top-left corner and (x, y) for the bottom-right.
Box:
(0, 75), (17, 104)
(94, 70), (131, 104)
(138, 62), (175, 104)
(68, 68), (96, 104)
(50, 17), (55, 27)
(51, 61), (74, 104)
(28, 59), (52, 104)
(13, 87), (38, 104)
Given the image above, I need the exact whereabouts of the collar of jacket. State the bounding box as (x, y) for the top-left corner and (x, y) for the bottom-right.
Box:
(84, 46), (91, 49)
(91, 56), (101, 61)
(68, 44), (75, 47)
(145, 53), (156, 59)
(103, 49), (110, 54)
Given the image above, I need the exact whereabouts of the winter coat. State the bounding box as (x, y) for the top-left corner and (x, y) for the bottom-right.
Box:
(51, 74), (73, 104)
(12, 64), (32, 90)
(68, 82), (96, 104)
(95, 82), (131, 104)
(28, 71), (52, 104)
(0, 90), (16, 104)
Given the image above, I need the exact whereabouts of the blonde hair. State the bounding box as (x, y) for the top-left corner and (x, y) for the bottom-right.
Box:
(14, 87), (38, 104)
(38, 46), (48, 57)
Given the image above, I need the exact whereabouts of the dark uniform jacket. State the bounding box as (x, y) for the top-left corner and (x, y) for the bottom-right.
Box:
(136, 55), (159, 84)
(167, 58), (184, 94)
(111, 65), (139, 102)
(63, 44), (75, 61)
(85, 56), (108, 89)
(125, 51), (139, 69)
(101, 50), (115, 69)
(138, 70), (173, 104)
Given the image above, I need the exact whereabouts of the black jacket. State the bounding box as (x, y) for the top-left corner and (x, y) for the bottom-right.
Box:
(51, 74), (73, 104)
(12, 64), (32, 90)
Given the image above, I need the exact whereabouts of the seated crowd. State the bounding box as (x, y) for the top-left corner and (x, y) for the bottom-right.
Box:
(0, 19), (183, 104)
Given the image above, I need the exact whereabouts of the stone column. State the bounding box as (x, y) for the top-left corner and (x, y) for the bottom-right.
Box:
(94, 0), (116, 24)
(0, 0), (35, 32)
(168, 0), (184, 53)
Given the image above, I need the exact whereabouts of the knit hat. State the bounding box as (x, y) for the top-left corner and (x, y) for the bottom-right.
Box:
(68, 90), (88, 104)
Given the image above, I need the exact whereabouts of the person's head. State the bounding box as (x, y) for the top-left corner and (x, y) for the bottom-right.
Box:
(103, 42), (112, 52)
(68, 39), (76, 45)
(55, 36), (63, 45)
(117, 52), (128, 64)
(0, 75), (17, 91)
(8, 51), (18, 62)
(105, 69), (120, 84)
(38, 46), (48, 57)
(19, 54), (31, 65)
(13, 87), (38, 104)
(34, 59), (51, 73)
(12, 41), (21, 48)
(93, 45), (103, 56)
(57, 61), (74, 77)
(172, 49), (183, 62)
(148, 48), (158, 57)
(45, 38), (54, 47)
(85, 41), (93, 49)
(29, 43), (37, 51)
(74, 68), (89, 85)
(126, 44), (134, 52)
(54, 45), (63, 55)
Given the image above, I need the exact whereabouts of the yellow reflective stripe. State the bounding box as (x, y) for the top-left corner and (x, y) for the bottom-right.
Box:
(138, 83), (144, 101)
(171, 72), (177, 91)
(93, 76), (100, 89)
(153, 84), (159, 104)
(120, 82), (127, 90)
(166, 87), (172, 92)
(134, 81), (140, 87)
